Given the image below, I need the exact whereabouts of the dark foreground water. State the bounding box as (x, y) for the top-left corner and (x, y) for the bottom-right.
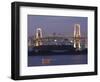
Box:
(28, 54), (87, 66)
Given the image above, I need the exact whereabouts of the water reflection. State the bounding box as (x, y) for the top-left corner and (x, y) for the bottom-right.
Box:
(28, 54), (87, 66)
(42, 58), (51, 64)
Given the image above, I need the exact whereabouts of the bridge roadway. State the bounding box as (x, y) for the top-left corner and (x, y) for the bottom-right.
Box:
(33, 36), (87, 41)
(28, 36), (87, 47)
(28, 36), (87, 46)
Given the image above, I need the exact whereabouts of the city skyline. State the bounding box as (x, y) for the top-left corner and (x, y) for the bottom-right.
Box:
(28, 15), (88, 37)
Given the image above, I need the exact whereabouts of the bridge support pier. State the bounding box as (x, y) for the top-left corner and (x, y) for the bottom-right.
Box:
(35, 28), (43, 46)
(74, 24), (81, 50)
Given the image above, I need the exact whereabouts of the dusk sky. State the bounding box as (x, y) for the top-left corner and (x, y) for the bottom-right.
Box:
(28, 15), (88, 37)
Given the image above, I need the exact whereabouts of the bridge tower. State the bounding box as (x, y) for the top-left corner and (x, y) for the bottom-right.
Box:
(74, 24), (81, 50)
(35, 28), (43, 46)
